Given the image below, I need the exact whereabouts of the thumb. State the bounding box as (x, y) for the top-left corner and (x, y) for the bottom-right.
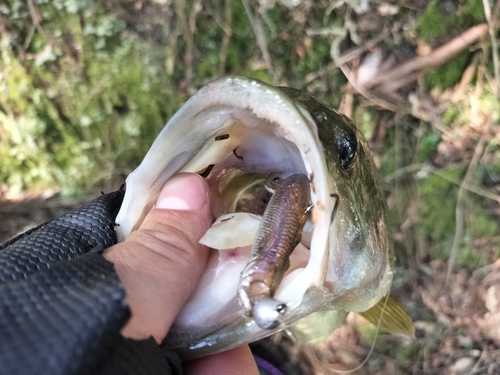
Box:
(104, 173), (212, 343)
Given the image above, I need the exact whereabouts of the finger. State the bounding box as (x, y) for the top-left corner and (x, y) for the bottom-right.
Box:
(104, 173), (212, 343)
(183, 345), (259, 375)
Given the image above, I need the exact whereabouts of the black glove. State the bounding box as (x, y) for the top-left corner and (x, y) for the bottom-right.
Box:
(0, 191), (181, 375)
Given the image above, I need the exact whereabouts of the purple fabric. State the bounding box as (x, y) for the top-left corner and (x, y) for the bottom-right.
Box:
(254, 355), (284, 375)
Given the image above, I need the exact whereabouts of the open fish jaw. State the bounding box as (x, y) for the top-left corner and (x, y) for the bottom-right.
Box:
(114, 77), (393, 358)
(115, 77), (334, 306)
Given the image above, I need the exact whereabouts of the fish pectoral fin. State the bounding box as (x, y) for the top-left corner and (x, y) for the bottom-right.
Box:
(358, 295), (415, 338)
(287, 308), (349, 344)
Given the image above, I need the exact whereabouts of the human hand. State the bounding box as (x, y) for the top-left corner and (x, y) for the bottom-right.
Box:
(104, 173), (259, 375)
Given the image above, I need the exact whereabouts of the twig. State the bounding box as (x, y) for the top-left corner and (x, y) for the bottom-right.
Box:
(339, 64), (408, 113)
(27, 0), (47, 41)
(473, 256), (500, 277)
(450, 52), (480, 102)
(304, 31), (388, 85)
(364, 24), (489, 89)
(173, 1), (193, 88)
(22, 23), (37, 51)
(482, 0), (500, 99)
(379, 68), (429, 94)
(304, 62), (335, 85)
(446, 120), (490, 283)
(416, 100), (456, 137)
(434, 166), (500, 202)
(336, 31), (389, 67)
(219, 0), (232, 74)
(339, 58), (360, 118)
(340, 64), (459, 133)
(384, 163), (500, 204)
(466, 346), (486, 375)
(185, 0), (202, 90)
(205, 0), (243, 37)
(23, 0), (48, 57)
(188, 0), (203, 35)
(241, 0), (276, 83)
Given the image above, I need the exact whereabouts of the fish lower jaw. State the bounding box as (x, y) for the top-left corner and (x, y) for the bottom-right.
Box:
(177, 227), (312, 330)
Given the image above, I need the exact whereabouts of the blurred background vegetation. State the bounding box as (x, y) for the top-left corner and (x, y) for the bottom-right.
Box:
(1, 0), (499, 373)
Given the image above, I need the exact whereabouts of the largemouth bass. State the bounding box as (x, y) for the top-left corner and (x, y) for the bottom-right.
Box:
(115, 77), (409, 359)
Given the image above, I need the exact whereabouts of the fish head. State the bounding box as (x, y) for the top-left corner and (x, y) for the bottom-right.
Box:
(114, 77), (393, 359)
(278, 87), (393, 312)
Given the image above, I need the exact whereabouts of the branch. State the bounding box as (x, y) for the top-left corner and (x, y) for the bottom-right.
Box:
(241, 0), (276, 83)
(446, 121), (490, 283)
(482, 0), (500, 99)
(364, 24), (489, 89)
(219, 0), (233, 74)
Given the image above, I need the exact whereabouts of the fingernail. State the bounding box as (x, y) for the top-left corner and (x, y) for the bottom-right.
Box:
(156, 173), (208, 211)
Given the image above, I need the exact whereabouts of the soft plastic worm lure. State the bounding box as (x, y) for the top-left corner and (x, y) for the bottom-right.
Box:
(237, 174), (310, 329)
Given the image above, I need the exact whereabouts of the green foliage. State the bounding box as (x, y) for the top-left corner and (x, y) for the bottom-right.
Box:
(425, 50), (471, 89)
(415, 0), (485, 42)
(442, 103), (464, 126)
(470, 206), (499, 240)
(394, 343), (419, 363)
(0, 0), (184, 193)
(415, 0), (485, 88)
(415, 133), (441, 163)
(0, 0), (349, 193)
(379, 128), (397, 177)
(419, 169), (460, 242)
(354, 106), (376, 140)
(417, 167), (500, 268)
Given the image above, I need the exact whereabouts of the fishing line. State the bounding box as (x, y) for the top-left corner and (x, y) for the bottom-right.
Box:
(287, 193), (392, 373)
(303, 192), (393, 373)
(300, 284), (393, 374)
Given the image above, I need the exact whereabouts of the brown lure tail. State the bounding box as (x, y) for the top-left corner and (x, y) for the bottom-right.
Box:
(237, 174), (310, 328)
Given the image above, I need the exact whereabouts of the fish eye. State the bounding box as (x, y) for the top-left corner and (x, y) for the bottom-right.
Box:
(339, 137), (357, 169)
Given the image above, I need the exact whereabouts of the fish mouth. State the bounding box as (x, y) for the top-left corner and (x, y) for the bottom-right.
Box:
(115, 77), (337, 355)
